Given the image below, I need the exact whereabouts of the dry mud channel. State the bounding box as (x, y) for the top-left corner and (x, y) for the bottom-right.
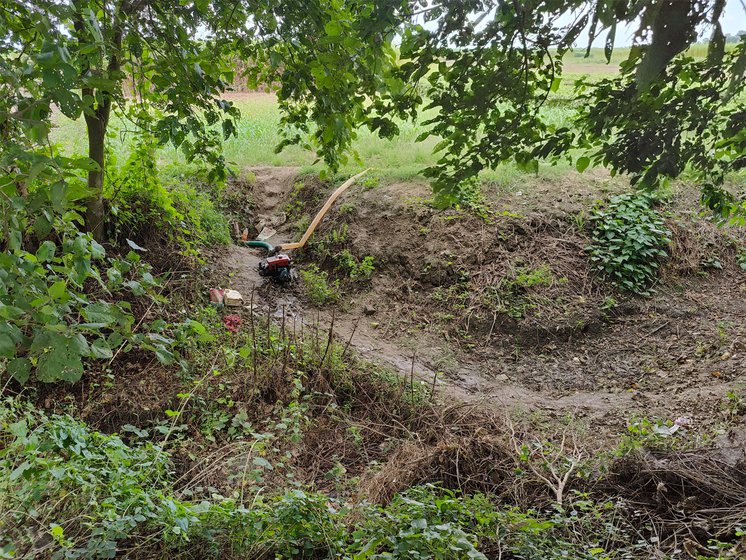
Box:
(213, 166), (746, 459)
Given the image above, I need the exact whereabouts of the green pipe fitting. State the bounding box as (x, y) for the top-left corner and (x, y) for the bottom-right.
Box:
(241, 240), (275, 252)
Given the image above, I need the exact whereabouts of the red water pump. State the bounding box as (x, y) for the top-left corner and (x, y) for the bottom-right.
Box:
(258, 253), (292, 284)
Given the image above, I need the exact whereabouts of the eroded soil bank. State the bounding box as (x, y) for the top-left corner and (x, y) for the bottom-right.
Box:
(212, 167), (746, 451)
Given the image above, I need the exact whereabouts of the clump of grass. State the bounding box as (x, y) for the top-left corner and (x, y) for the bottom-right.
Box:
(482, 264), (556, 319)
(300, 264), (340, 305)
(336, 250), (375, 281)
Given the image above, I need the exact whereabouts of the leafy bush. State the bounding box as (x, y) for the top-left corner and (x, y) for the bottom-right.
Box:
(0, 225), (164, 384)
(0, 400), (672, 560)
(262, 490), (346, 558)
(587, 193), (670, 295)
(0, 399), (185, 558)
(350, 485), (489, 559)
(300, 265), (340, 305)
(168, 182), (232, 246)
(0, 128), (197, 387)
(107, 134), (231, 251)
(336, 250), (375, 281)
(452, 177), (490, 220)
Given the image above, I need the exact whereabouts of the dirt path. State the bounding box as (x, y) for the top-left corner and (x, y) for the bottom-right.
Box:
(212, 167), (746, 436)
(217, 242), (718, 428)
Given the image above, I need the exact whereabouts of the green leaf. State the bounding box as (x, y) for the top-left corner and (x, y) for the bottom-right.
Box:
(54, 90), (82, 119)
(50, 524), (64, 539)
(10, 461), (31, 482)
(604, 21), (616, 63)
(126, 239), (148, 252)
(36, 241), (57, 262)
(8, 419), (27, 439)
(90, 338), (113, 359)
(90, 240), (105, 259)
(155, 345), (174, 365)
(324, 20), (343, 37)
(575, 157), (591, 173)
(82, 302), (116, 326)
(411, 518), (428, 529)
(48, 280), (67, 299)
(32, 332), (85, 383)
(252, 457), (273, 470)
(0, 334), (16, 359)
(125, 280), (145, 296)
(0, 305), (24, 320)
(50, 182), (67, 212)
(8, 358), (31, 384)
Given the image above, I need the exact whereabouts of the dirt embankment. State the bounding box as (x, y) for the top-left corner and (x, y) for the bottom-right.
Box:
(215, 167), (746, 446)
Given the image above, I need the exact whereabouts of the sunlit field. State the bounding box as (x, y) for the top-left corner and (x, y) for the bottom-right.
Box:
(50, 46), (736, 187)
(51, 95), (585, 186)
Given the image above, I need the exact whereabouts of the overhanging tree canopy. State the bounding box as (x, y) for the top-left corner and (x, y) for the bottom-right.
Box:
(1, 0), (409, 239)
(386, 0), (746, 213)
(2, 0), (745, 235)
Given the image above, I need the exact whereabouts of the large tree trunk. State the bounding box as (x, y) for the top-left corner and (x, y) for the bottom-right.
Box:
(75, 0), (128, 243)
(84, 111), (108, 242)
(635, 0), (696, 87)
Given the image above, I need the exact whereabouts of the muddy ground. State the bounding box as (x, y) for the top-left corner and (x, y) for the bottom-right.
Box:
(209, 167), (746, 463)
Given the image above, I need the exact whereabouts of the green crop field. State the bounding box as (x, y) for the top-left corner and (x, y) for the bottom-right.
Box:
(47, 49), (629, 184)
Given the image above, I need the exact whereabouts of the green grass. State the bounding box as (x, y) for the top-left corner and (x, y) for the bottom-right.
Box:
(48, 50), (631, 185)
(564, 44), (731, 66)
(50, 94), (578, 185)
(49, 46), (738, 188)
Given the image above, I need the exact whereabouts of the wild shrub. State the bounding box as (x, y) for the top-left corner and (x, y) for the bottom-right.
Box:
(336, 249), (375, 281)
(168, 181), (232, 246)
(0, 226), (168, 384)
(300, 265), (340, 305)
(285, 180), (308, 221)
(107, 134), (178, 242)
(261, 490), (346, 558)
(350, 485), (489, 559)
(0, 400), (682, 559)
(0, 399), (183, 558)
(107, 135), (230, 251)
(587, 193), (670, 295)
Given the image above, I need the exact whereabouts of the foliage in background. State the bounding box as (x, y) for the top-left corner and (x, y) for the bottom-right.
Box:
(0, 0), (241, 240)
(245, 0), (413, 175)
(571, 44), (746, 220)
(587, 193), (671, 295)
(107, 133), (231, 251)
(1, 0), (413, 244)
(393, 0), (746, 212)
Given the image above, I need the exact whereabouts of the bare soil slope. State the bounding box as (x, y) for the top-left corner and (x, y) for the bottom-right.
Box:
(214, 167), (746, 449)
